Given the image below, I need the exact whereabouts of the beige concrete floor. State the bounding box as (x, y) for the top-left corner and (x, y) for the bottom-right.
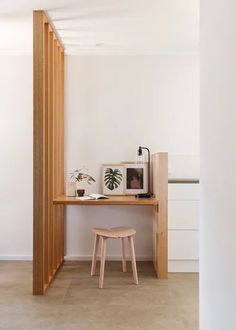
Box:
(0, 261), (198, 330)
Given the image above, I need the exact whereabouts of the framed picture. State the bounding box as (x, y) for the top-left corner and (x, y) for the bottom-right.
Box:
(102, 164), (124, 195)
(123, 162), (148, 195)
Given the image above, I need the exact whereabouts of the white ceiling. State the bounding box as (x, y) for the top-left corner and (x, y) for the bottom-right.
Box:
(0, 0), (199, 55)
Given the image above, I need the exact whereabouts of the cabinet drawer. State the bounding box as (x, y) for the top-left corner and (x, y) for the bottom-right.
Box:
(168, 184), (199, 201)
(168, 231), (199, 260)
(168, 201), (199, 230)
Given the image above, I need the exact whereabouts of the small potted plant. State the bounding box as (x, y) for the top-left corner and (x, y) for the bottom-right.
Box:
(70, 169), (96, 196)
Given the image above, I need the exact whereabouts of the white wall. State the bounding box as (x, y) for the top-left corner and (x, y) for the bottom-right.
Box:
(201, 0), (236, 329)
(0, 55), (33, 259)
(65, 55), (199, 260)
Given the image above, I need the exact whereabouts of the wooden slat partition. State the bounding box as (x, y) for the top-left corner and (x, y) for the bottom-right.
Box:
(33, 11), (64, 295)
(152, 152), (168, 278)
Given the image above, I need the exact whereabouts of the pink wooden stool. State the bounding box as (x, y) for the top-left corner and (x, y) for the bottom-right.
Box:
(91, 226), (138, 288)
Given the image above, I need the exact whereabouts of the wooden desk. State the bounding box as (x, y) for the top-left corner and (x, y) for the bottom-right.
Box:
(53, 193), (166, 280)
(53, 195), (158, 206)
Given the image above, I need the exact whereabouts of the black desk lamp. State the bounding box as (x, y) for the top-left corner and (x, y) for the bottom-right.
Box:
(136, 146), (152, 198)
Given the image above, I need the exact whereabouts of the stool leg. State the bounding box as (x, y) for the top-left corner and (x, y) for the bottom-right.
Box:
(120, 237), (126, 272)
(91, 234), (100, 276)
(99, 237), (107, 289)
(128, 236), (138, 285)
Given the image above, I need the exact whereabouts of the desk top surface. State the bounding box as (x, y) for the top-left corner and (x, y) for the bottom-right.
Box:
(53, 195), (158, 206)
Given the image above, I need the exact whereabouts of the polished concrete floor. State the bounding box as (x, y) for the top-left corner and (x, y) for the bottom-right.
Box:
(0, 261), (198, 330)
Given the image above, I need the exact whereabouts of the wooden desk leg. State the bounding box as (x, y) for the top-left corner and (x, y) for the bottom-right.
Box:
(152, 152), (168, 279)
(153, 205), (168, 279)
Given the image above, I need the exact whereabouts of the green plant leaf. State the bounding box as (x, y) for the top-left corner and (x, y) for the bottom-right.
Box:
(104, 168), (122, 191)
(70, 170), (96, 184)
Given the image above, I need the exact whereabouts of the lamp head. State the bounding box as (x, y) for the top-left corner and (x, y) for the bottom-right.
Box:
(138, 146), (142, 156)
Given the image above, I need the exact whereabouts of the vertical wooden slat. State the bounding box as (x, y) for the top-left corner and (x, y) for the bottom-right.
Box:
(49, 30), (54, 279)
(44, 22), (49, 285)
(33, 11), (46, 295)
(33, 10), (64, 295)
(57, 49), (64, 263)
(60, 51), (65, 261)
(53, 36), (57, 272)
(56, 44), (60, 268)
(48, 30), (53, 281)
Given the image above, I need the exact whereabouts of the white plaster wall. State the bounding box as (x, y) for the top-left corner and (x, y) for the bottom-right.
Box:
(0, 55), (33, 259)
(200, 0), (236, 329)
(65, 55), (199, 259)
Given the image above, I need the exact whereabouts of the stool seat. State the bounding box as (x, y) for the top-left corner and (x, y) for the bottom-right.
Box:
(93, 226), (136, 238)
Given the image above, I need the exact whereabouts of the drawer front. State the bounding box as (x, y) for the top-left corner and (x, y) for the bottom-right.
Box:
(168, 230), (199, 260)
(168, 184), (199, 201)
(168, 201), (199, 230)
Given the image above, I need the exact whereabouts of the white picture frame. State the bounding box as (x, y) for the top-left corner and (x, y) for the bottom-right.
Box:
(123, 162), (148, 195)
(102, 164), (124, 195)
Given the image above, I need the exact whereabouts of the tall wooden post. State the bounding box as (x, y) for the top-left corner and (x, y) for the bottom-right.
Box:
(152, 152), (168, 278)
(33, 10), (65, 295)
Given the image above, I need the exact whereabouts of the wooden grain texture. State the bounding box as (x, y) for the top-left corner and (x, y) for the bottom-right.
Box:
(53, 195), (158, 206)
(152, 152), (168, 279)
(44, 22), (49, 285)
(53, 37), (58, 271)
(60, 52), (65, 263)
(48, 30), (54, 281)
(33, 10), (46, 296)
(33, 10), (64, 295)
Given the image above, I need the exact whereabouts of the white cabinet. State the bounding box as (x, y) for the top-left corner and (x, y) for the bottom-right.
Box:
(169, 183), (199, 201)
(168, 183), (199, 272)
(169, 201), (199, 230)
(168, 231), (199, 260)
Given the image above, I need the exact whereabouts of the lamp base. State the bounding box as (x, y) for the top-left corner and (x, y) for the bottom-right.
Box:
(135, 192), (152, 199)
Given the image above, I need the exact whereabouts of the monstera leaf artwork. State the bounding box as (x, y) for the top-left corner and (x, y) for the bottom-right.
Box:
(104, 168), (123, 191)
